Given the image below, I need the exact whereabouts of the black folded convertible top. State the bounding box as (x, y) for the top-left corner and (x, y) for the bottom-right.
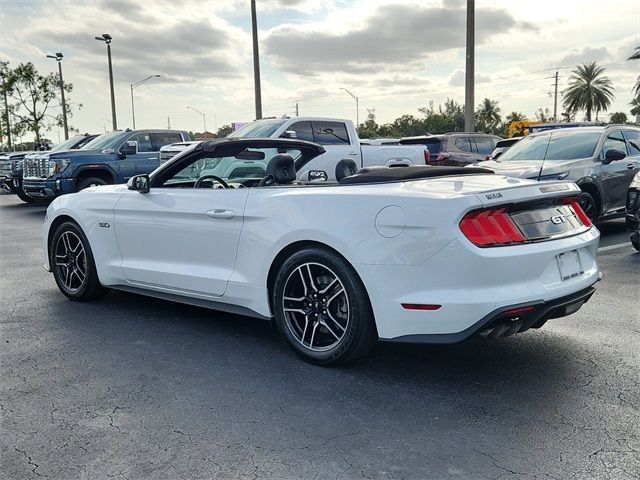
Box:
(338, 165), (494, 184)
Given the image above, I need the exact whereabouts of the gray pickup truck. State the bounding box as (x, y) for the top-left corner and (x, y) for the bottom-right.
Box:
(481, 125), (640, 222)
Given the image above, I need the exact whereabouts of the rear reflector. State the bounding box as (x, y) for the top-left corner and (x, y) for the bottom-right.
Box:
(501, 306), (535, 316)
(424, 149), (431, 164)
(460, 207), (526, 246)
(401, 303), (442, 311)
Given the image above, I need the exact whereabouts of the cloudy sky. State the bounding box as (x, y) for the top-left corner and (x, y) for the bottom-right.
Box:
(1, 0), (639, 139)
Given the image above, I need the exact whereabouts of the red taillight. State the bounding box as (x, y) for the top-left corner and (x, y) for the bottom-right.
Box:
(459, 207), (526, 247)
(435, 152), (451, 162)
(401, 303), (441, 311)
(424, 148), (431, 164)
(484, 155), (491, 161)
(563, 198), (592, 227)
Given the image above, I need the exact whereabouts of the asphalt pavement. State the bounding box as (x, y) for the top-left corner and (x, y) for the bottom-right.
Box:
(1, 195), (638, 480)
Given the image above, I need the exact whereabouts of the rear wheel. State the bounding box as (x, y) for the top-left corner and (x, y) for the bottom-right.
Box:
(50, 221), (109, 300)
(578, 191), (598, 223)
(77, 177), (108, 191)
(272, 247), (377, 366)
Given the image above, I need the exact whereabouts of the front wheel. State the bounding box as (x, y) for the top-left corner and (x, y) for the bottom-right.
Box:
(76, 177), (108, 191)
(16, 189), (34, 204)
(50, 221), (109, 300)
(272, 247), (378, 366)
(578, 191), (598, 223)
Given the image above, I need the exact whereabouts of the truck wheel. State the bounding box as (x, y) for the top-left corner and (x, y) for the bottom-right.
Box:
(16, 190), (34, 204)
(50, 221), (109, 301)
(272, 247), (378, 366)
(77, 177), (107, 191)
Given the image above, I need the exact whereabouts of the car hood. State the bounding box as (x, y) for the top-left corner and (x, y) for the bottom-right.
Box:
(47, 149), (107, 159)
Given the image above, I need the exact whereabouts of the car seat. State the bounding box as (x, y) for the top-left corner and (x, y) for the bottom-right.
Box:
(258, 154), (296, 186)
(335, 159), (358, 182)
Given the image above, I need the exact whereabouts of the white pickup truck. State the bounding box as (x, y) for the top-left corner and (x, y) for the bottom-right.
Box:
(228, 117), (429, 180)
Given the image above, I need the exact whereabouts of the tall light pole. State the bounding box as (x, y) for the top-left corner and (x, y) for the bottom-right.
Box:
(46, 52), (68, 140)
(186, 106), (207, 132)
(94, 33), (117, 130)
(341, 88), (359, 128)
(251, 0), (262, 119)
(0, 69), (11, 150)
(130, 74), (160, 129)
(464, 0), (475, 132)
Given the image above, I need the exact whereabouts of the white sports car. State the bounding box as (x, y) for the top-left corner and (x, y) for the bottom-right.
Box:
(43, 138), (601, 365)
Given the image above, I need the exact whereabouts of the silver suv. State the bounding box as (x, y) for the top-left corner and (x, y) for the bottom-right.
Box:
(400, 133), (502, 166)
(481, 126), (640, 222)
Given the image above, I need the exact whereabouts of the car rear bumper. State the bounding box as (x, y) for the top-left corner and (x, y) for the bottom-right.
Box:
(356, 226), (601, 340)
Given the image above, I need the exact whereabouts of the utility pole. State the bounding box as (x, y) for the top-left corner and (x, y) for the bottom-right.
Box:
(553, 70), (559, 122)
(295, 102), (299, 117)
(251, 0), (262, 119)
(167, 116), (171, 129)
(47, 53), (68, 140)
(130, 74), (160, 129)
(95, 34), (117, 130)
(464, 0), (475, 132)
(0, 70), (11, 150)
(187, 106), (206, 132)
(340, 88), (359, 128)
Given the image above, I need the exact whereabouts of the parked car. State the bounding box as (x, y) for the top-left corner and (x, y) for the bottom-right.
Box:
(229, 117), (429, 180)
(626, 172), (640, 251)
(486, 137), (522, 161)
(22, 129), (189, 203)
(160, 141), (201, 164)
(43, 137), (600, 365)
(481, 126), (640, 222)
(1, 151), (36, 202)
(399, 133), (502, 166)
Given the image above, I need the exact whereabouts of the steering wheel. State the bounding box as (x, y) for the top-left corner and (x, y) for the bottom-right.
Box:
(194, 175), (230, 189)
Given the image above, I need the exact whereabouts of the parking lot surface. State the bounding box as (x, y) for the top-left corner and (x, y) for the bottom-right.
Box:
(1, 195), (639, 480)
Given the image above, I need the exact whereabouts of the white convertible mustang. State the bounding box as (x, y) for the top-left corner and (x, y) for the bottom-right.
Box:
(43, 138), (601, 365)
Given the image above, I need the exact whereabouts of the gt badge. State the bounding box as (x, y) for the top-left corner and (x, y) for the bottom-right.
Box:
(486, 193), (503, 199)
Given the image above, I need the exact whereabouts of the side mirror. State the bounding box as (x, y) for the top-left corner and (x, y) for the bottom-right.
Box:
(127, 174), (150, 193)
(603, 148), (626, 164)
(120, 140), (138, 158)
(281, 130), (297, 139)
(308, 170), (328, 182)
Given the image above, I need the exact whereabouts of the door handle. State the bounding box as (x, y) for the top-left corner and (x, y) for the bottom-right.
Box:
(206, 209), (235, 220)
(627, 163), (637, 169)
(147, 157), (157, 160)
(348, 151), (358, 156)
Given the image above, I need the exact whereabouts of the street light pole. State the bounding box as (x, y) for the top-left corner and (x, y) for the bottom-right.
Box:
(251, 0), (262, 120)
(130, 74), (160, 129)
(340, 88), (359, 128)
(464, 0), (475, 132)
(0, 70), (11, 150)
(95, 33), (117, 130)
(187, 106), (207, 132)
(46, 52), (68, 140)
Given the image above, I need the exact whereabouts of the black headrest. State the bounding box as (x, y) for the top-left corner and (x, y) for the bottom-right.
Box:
(335, 158), (358, 181)
(266, 154), (296, 184)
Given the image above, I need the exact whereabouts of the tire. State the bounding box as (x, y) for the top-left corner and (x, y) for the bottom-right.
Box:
(16, 189), (34, 204)
(76, 177), (108, 191)
(272, 247), (378, 366)
(578, 191), (598, 223)
(50, 221), (109, 301)
(632, 236), (640, 252)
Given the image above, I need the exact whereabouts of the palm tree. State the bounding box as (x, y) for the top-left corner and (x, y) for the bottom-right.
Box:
(475, 98), (501, 133)
(628, 45), (640, 99)
(562, 62), (614, 122)
(630, 97), (640, 117)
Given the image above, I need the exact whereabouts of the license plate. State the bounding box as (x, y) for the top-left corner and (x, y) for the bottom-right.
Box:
(557, 250), (584, 281)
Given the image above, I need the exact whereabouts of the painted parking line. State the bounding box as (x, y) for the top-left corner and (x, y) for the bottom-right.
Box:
(597, 243), (631, 252)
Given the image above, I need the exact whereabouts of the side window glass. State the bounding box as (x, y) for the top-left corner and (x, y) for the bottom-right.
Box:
(313, 121), (350, 145)
(285, 121), (314, 142)
(455, 137), (473, 152)
(601, 131), (628, 158)
(623, 131), (640, 156)
(128, 132), (153, 153)
(474, 137), (494, 155)
(150, 133), (182, 151)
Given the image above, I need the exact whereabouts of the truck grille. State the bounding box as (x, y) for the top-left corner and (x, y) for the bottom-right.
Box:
(24, 157), (50, 179)
(11, 159), (23, 171)
(0, 159), (10, 176)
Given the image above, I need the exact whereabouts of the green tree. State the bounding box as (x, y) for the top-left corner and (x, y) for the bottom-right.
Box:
(609, 112), (628, 124)
(535, 107), (552, 123)
(628, 45), (640, 105)
(216, 124), (233, 137)
(562, 62), (614, 122)
(7, 62), (76, 143)
(475, 98), (502, 134)
(357, 109), (380, 138)
(630, 97), (640, 118)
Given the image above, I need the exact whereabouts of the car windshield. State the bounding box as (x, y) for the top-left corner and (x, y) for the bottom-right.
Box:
(82, 131), (127, 150)
(51, 136), (86, 152)
(498, 131), (601, 161)
(228, 119), (287, 138)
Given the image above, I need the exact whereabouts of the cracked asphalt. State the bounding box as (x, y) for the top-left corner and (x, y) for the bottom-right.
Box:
(1, 194), (639, 479)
